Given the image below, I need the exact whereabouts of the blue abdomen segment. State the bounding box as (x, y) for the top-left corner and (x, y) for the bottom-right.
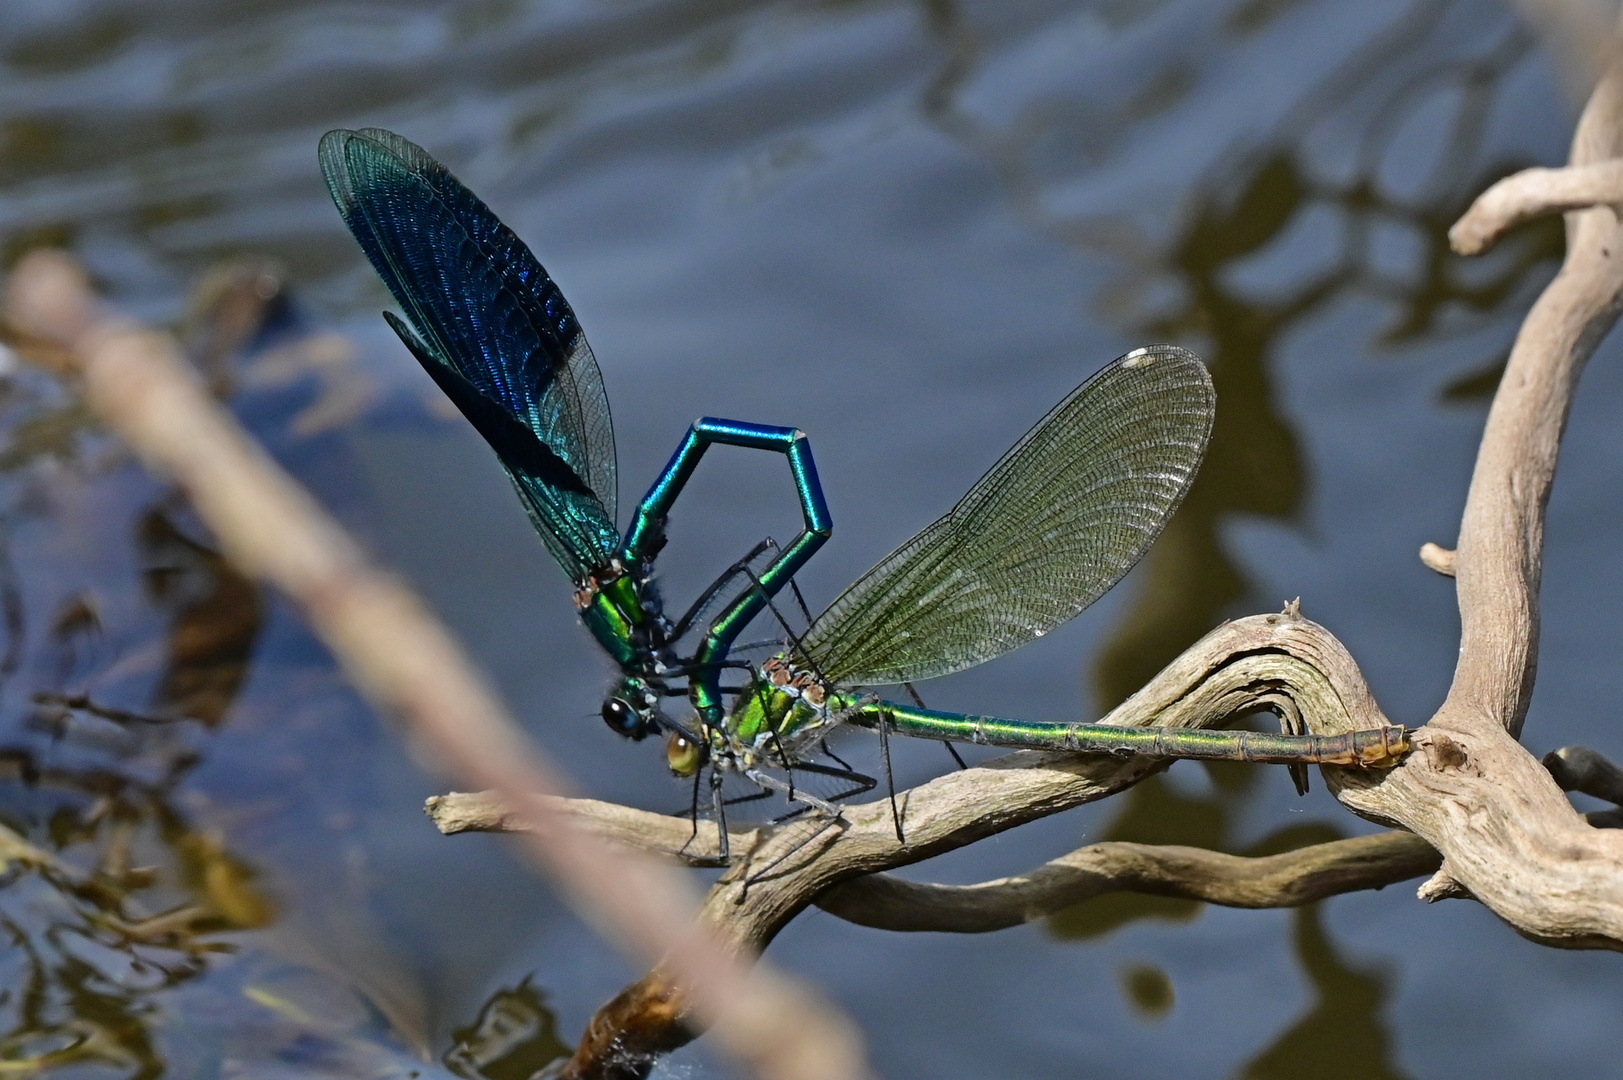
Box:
(624, 419), (829, 560)
(623, 419), (831, 723)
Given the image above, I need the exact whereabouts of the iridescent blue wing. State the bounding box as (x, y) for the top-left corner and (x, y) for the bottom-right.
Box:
(320, 128), (618, 584)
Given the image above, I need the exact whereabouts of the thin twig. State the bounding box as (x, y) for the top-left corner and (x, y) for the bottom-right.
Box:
(1418, 542), (1457, 576)
(1449, 160), (1623, 254)
(0, 251), (874, 1080)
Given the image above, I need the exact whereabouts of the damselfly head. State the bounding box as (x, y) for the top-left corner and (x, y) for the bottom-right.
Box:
(601, 677), (663, 741)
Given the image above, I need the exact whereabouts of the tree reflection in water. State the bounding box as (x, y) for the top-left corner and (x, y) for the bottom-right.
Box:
(919, 0), (1561, 1071)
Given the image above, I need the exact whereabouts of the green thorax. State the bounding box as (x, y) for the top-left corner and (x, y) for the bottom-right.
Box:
(575, 568), (657, 669)
(723, 656), (860, 764)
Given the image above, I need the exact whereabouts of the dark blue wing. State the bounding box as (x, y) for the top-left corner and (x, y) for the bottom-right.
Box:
(320, 128), (618, 584)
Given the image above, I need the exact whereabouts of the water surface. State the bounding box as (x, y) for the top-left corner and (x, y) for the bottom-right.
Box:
(1, 2), (1619, 1078)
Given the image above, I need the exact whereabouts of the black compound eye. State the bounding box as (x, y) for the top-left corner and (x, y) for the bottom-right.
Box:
(601, 697), (644, 739)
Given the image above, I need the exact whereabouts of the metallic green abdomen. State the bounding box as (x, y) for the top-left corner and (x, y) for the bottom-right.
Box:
(579, 574), (650, 669)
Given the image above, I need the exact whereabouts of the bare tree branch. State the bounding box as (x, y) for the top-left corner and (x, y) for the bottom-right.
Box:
(0, 252), (875, 1080)
(438, 789), (1436, 929)
(1328, 51), (1623, 943)
(816, 832), (1439, 932)
(428, 791), (764, 866)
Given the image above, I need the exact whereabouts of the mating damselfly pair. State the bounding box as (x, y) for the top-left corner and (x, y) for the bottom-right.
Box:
(321, 128), (1409, 859)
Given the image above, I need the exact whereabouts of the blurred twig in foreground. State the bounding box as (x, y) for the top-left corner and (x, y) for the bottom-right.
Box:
(0, 250), (873, 1080)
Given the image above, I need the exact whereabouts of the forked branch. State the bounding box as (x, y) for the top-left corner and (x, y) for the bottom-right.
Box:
(1329, 52), (1623, 941)
(442, 608), (1444, 1079)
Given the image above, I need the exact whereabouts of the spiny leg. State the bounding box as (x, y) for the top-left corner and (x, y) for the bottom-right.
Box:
(744, 769), (846, 818)
(668, 536), (779, 645)
(669, 768), (730, 868)
(730, 637), (794, 653)
(667, 770), (771, 818)
(878, 704), (904, 844)
(709, 767), (732, 866)
(789, 578), (813, 627)
(679, 767), (704, 858)
(721, 786), (776, 809)
(765, 726), (797, 799)
(736, 767), (825, 900)
(738, 814), (844, 900)
(662, 657), (754, 683)
(820, 738), (854, 772)
(739, 565), (812, 657)
(789, 760), (877, 807)
(739, 763), (874, 891)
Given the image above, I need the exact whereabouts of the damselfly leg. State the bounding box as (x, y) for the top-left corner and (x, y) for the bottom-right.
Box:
(667, 536), (780, 645)
(736, 761), (877, 893)
(904, 681), (968, 770)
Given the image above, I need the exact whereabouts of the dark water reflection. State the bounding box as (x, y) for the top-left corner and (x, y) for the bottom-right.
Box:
(1, 1), (1620, 1078)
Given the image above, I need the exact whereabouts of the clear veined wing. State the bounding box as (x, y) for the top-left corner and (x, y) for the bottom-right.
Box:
(799, 345), (1215, 687)
(320, 128), (619, 583)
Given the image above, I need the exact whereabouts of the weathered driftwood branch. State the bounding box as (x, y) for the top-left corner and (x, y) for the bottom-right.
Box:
(1326, 55), (1623, 942)
(816, 832), (1437, 932)
(448, 608), (1444, 1079)
(0, 253), (873, 1080)
(431, 791), (1438, 931)
(429, 791), (763, 864)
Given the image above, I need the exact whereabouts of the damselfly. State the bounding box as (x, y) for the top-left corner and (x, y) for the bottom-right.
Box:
(321, 129), (834, 739)
(667, 345), (1409, 858)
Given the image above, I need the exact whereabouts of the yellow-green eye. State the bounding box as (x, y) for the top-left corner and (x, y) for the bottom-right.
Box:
(666, 732), (703, 777)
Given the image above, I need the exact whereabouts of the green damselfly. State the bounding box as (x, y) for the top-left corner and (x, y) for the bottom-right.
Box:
(665, 345), (1409, 857)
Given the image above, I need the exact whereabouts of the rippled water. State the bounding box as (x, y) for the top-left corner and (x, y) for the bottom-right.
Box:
(2, 1), (1621, 1077)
